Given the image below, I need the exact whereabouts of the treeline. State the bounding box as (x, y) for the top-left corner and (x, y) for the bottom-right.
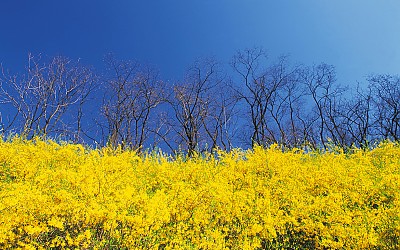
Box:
(0, 48), (399, 154)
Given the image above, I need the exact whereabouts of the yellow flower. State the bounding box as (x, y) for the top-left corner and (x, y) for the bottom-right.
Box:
(47, 217), (64, 230)
(0, 138), (399, 249)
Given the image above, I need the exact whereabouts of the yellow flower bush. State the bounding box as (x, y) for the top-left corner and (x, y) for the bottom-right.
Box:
(0, 138), (399, 249)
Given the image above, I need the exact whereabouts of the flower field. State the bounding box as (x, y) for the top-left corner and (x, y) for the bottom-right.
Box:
(0, 139), (399, 249)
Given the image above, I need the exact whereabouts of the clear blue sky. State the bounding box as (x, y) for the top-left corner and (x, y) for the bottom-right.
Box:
(1, 0), (400, 85)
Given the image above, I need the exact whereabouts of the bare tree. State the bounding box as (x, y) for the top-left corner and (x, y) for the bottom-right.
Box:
(276, 67), (311, 148)
(162, 58), (236, 155)
(368, 74), (400, 141)
(0, 54), (96, 141)
(340, 84), (373, 147)
(201, 82), (237, 151)
(101, 55), (165, 150)
(300, 63), (352, 148)
(231, 48), (300, 147)
(231, 47), (269, 146)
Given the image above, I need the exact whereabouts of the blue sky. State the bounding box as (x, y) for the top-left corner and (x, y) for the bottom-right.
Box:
(1, 0), (400, 85)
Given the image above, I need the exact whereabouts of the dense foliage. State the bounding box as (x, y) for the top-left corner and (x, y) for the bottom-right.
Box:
(0, 138), (399, 249)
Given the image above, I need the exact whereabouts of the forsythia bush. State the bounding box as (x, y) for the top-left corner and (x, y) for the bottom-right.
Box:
(0, 138), (399, 249)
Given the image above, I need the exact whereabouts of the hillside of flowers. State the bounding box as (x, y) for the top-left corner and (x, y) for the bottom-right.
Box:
(0, 138), (399, 249)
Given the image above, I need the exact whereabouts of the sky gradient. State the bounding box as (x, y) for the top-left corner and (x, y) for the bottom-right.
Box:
(1, 0), (400, 85)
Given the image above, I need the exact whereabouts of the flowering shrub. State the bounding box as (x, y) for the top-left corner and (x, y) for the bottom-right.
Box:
(0, 138), (399, 249)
